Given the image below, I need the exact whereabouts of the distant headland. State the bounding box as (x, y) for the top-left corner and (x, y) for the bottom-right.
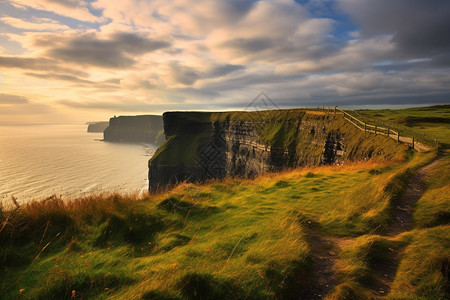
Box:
(86, 121), (109, 133)
(103, 115), (164, 145)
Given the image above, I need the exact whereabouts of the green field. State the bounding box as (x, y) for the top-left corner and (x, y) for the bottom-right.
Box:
(358, 105), (450, 148)
(1, 106), (449, 299)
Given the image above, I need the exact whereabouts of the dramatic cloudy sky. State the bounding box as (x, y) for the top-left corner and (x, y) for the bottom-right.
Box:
(0, 0), (449, 122)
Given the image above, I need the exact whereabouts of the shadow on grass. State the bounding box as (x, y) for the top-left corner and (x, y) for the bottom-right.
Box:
(157, 197), (221, 218)
(94, 212), (164, 249)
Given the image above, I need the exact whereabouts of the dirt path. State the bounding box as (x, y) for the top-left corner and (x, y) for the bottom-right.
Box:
(297, 235), (355, 299)
(368, 246), (406, 298)
(388, 156), (442, 236)
(374, 156), (443, 297)
(297, 235), (338, 299)
(297, 156), (442, 299)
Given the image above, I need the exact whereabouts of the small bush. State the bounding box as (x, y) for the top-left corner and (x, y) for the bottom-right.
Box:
(126, 213), (164, 244)
(94, 212), (163, 247)
(157, 197), (194, 213)
(274, 180), (290, 188)
(368, 169), (381, 175)
(157, 197), (219, 218)
(159, 234), (191, 252)
(177, 272), (233, 300)
(305, 172), (315, 178)
(265, 257), (313, 299)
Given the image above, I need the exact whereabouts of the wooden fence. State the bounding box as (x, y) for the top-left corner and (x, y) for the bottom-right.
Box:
(307, 106), (438, 151)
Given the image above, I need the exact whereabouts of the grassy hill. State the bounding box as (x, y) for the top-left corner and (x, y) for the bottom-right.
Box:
(358, 105), (450, 148)
(0, 106), (448, 299)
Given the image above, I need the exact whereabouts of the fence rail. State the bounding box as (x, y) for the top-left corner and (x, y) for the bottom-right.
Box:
(303, 106), (438, 151)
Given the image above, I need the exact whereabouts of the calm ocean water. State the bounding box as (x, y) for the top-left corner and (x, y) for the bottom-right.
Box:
(0, 123), (156, 205)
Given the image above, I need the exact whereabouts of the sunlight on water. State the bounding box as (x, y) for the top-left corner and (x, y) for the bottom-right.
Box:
(0, 123), (156, 204)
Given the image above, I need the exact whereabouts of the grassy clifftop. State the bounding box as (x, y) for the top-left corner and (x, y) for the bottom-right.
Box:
(1, 149), (447, 299)
(1, 106), (447, 299)
(150, 109), (409, 167)
(358, 105), (450, 148)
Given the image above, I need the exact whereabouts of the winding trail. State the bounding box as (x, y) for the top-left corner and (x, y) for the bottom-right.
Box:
(372, 155), (442, 298)
(297, 235), (339, 299)
(388, 156), (442, 236)
(371, 155), (443, 298)
(296, 232), (356, 299)
(367, 246), (406, 298)
(297, 155), (442, 299)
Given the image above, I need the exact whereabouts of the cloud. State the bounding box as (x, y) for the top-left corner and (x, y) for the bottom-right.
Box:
(0, 56), (88, 76)
(94, 0), (254, 36)
(24, 72), (121, 90)
(58, 98), (174, 112)
(0, 94), (53, 116)
(169, 62), (244, 85)
(1, 0), (449, 120)
(0, 16), (70, 31)
(208, 1), (335, 64)
(0, 102), (53, 116)
(207, 64), (245, 77)
(220, 38), (272, 53)
(45, 32), (171, 68)
(95, 0), (334, 65)
(10, 0), (103, 23)
(338, 0), (450, 59)
(170, 62), (200, 85)
(57, 87), (222, 112)
(0, 93), (28, 104)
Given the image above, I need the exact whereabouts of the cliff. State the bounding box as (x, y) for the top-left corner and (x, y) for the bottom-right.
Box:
(104, 115), (164, 145)
(148, 109), (409, 192)
(87, 121), (109, 133)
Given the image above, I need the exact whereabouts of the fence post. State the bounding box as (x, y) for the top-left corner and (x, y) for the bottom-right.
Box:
(364, 123), (366, 132)
(387, 127), (390, 137)
(397, 132), (400, 142)
(412, 137), (415, 149)
(375, 125), (377, 135)
(334, 106), (337, 115)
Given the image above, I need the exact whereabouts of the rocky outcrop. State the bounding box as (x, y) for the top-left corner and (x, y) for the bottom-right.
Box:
(148, 110), (407, 192)
(87, 122), (109, 133)
(104, 115), (164, 145)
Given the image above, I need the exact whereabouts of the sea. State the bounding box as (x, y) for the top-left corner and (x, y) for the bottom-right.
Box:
(0, 123), (156, 206)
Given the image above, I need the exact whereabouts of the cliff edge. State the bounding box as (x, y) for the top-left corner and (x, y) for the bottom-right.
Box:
(87, 121), (109, 133)
(148, 109), (409, 192)
(104, 115), (164, 145)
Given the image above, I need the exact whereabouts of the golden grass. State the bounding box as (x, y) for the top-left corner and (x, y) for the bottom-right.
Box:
(0, 149), (446, 299)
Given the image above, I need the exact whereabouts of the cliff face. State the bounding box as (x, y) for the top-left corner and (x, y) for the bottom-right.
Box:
(148, 110), (408, 192)
(104, 115), (164, 145)
(87, 122), (109, 133)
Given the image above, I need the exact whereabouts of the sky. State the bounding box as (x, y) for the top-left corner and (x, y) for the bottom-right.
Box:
(0, 0), (449, 123)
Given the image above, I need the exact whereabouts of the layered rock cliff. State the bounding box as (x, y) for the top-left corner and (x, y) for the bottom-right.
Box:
(104, 115), (164, 145)
(148, 109), (408, 192)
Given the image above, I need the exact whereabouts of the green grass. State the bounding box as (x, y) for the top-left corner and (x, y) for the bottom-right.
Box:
(151, 109), (409, 166)
(414, 152), (450, 228)
(332, 224), (449, 300)
(358, 105), (450, 148)
(330, 149), (448, 299)
(1, 107), (448, 299)
(1, 149), (441, 299)
(391, 226), (450, 299)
